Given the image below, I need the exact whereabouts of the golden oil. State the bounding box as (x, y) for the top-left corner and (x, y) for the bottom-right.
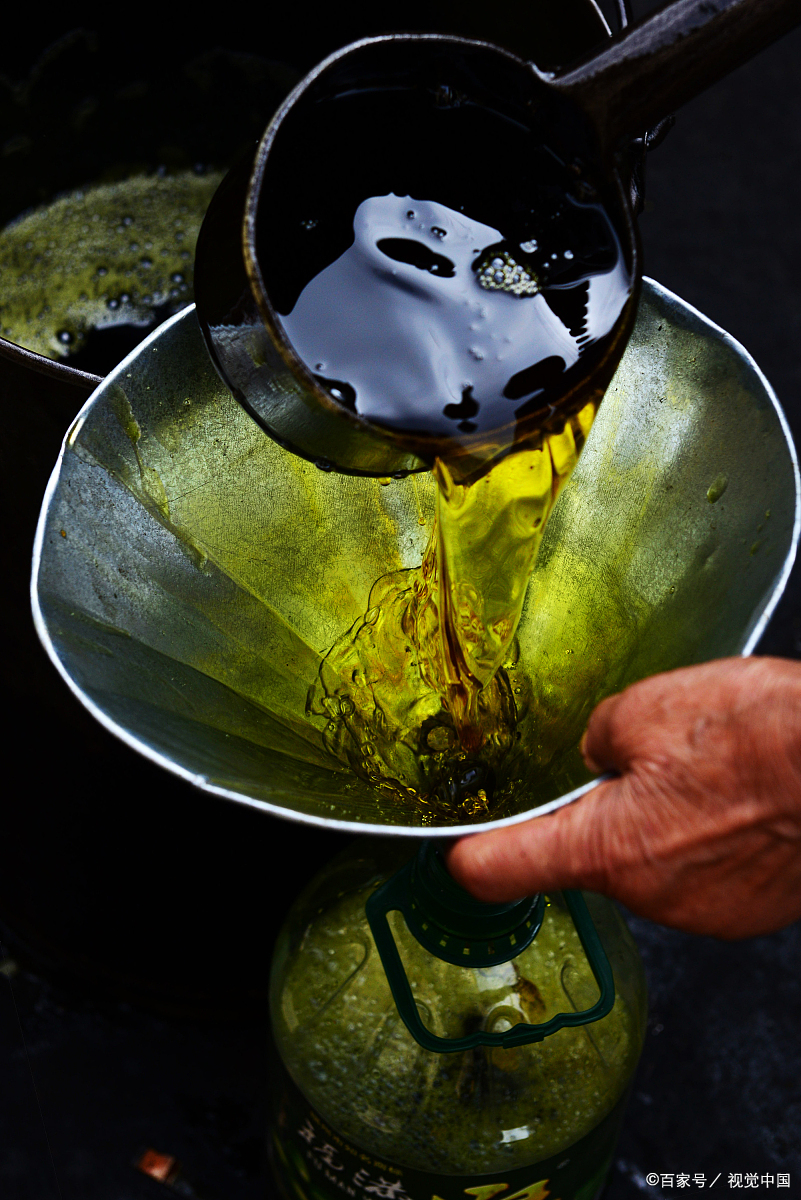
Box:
(307, 400), (598, 822)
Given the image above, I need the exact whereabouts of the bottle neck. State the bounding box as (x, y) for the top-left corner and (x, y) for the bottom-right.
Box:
(403, 840), (544, 967)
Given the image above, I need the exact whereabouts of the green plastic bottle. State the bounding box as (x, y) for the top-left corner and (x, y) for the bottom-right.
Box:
(269, 840), (647, 1200)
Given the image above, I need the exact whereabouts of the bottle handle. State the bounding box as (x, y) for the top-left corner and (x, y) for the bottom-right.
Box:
(365, 874), (615, 1054)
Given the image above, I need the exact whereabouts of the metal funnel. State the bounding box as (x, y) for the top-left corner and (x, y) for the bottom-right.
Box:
(32, 278), (799, 836)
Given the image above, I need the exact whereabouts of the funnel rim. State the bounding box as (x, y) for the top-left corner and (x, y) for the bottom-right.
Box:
(31, 280), (801, 838)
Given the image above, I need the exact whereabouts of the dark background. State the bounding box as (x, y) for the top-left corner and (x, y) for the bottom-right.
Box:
(1, 3), (800, 1198)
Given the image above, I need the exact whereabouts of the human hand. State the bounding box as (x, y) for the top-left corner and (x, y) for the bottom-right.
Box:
(446, 657), (801, 938)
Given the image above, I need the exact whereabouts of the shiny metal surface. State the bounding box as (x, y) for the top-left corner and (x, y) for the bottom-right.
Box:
(31, 278), (799, 835)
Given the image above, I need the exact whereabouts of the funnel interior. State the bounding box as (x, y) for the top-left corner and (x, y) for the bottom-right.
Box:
(32, 279), (799, 834)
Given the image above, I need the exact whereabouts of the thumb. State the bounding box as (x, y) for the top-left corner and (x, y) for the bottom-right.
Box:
(445, 783), (615, 902)
(580, 691), (630, 774)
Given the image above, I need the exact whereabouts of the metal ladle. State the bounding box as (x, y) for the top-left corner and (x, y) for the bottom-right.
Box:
(196, 0), (801, 480)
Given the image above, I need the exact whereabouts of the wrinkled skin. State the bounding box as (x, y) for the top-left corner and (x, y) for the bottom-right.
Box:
(447, 658), (801, 939)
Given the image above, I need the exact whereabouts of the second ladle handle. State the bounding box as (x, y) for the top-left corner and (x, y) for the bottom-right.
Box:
(552, 0), (801, 155)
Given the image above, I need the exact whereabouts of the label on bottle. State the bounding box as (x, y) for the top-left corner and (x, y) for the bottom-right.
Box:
(269, 1062), (625, 1200)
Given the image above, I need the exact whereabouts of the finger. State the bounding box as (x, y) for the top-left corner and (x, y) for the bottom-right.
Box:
(445, 782), (617, 901)
(581, 659), (753, 776)
(581, 667), (695, 774)
(581, 690), (629, 773)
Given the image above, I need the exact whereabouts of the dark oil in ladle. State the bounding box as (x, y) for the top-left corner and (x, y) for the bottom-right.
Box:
(260, 84), (635, 823)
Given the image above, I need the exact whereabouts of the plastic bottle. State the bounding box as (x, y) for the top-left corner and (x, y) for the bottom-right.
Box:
(269, 839), (647, 1200)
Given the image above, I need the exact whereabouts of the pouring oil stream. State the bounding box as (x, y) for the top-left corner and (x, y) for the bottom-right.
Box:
(211, 1), (801, 819)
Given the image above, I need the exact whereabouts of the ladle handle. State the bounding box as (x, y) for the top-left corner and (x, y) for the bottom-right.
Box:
(553, 0), (801, 154)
